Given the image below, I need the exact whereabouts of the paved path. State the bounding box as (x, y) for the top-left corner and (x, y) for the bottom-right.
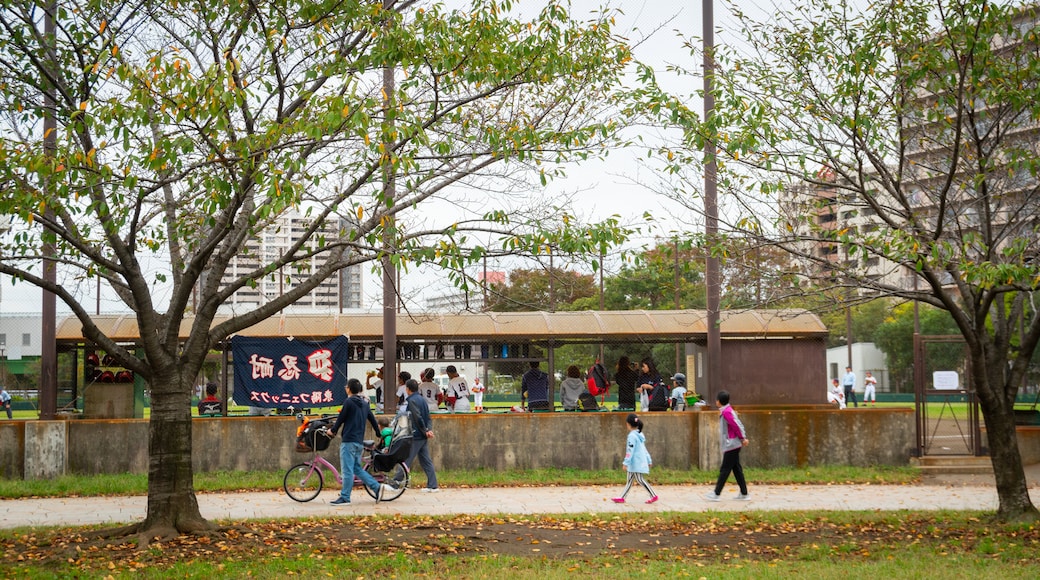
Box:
(1, 481), (1029, 530)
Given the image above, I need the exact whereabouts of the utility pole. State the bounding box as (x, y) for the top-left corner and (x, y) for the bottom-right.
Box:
(704, 0), (722, 405)
(40, 1), (58, 420)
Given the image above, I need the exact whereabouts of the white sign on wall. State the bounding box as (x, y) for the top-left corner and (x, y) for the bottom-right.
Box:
(933, 371), (960, 391)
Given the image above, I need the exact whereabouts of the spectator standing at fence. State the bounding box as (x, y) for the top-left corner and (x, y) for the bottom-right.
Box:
(559, 365), (586, 411)
(842, 366), (859, 408)
(1, 386), (11, 419)
(863, 371), (877, 407)
(637, 358), (665, 412)
(612, 413), (658, 504)
(328, 378), (391, 505)
(704, 390), (750, 502)
(197, 383), (222, 416)
(404, 378), (440, 492)
(669, 374), (688, 411)
(521, 361), (551, 411)
(614, 356), (638, 411)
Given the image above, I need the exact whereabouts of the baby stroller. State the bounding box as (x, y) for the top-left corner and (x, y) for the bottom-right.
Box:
(371, 411), (414, 473)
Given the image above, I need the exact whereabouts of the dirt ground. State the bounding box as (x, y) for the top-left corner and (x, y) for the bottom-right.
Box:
(1, 513), (1005, 576)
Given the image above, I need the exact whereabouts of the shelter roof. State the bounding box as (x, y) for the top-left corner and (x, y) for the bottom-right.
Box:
(56, 309), (827, 343)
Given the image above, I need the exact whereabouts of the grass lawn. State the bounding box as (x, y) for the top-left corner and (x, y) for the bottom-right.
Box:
(1, 511), (1036, 578)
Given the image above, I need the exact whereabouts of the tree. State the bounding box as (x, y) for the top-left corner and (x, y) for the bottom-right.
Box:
(872, 302), (961, 391)
(601, 241), (706, 311)
(648, 0), (1040, 520)
(0, 0), (637, 538)
(485, 267), (597, 312)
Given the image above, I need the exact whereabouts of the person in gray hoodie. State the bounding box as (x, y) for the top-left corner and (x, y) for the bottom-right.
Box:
(559, 365), (586, 411)
(704, 390), (751, 501)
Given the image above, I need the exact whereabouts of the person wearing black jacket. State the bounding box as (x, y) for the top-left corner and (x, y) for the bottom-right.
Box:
(614, 356), (639, 411)
(329, 378), (392, 505)
(404, 378), (439, 492)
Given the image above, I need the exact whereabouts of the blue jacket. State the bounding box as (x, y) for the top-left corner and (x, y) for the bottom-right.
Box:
(623, 430), (652, 474)
(406, 392), (432, 439)
(522, 368), (550, 404)
(330, 395), (380, 444)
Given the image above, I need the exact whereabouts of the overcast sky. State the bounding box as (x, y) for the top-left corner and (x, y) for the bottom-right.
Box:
(0, 0), (760, 315)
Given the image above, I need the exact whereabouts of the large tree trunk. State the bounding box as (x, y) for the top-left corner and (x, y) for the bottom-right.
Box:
(981, 403), (1038, 521)
(132, 371), (215, 541)
(974, 346), (1039, 522)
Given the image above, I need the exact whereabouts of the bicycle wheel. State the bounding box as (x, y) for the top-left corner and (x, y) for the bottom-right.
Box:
(284, 463), (323, 502)
(364, 461), (409, 501)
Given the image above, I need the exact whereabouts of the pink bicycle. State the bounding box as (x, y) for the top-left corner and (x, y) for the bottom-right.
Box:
(283, 416), (410, 502)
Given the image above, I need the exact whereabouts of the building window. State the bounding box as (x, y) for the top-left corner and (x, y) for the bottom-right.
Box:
(22, 333), (30, 346)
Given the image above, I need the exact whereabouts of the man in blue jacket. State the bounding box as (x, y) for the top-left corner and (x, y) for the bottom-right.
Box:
(329, 378), (393, 505)
(404, 378), (439, 492)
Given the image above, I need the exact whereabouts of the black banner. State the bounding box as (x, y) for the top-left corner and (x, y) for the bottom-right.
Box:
(231, 335), (349, 409)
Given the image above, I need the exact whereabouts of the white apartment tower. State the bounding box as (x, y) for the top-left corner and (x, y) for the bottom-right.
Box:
(219, 210), (363, 312)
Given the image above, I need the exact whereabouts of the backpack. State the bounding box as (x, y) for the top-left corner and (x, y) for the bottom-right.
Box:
(648, 382), (670, 411)
(295, 418), (332, 452)
(587, 363), (610, 397)
(373, 409), (415, 472)
(577, 391), (599, 411)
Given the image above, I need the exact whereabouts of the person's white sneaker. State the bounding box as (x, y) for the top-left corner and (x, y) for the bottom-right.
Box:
(420, 487), (440, 493)
(704, 492), (721, 502)
(735, 493), (751, 501)
(377, 483), (393, 501)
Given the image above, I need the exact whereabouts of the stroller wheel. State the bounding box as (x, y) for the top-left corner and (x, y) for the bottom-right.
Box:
(364, 462), (408, 501)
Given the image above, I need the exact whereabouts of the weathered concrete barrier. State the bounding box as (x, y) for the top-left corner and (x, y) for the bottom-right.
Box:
(1, 408), (917, 479)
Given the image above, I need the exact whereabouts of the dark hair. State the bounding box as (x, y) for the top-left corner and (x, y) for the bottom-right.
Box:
(640, 357), (659, 377)
(566, 365), (581, 378)
(626, 413), (643, 432)
(377, 416), (390, 427)
(406, 378), (420, 393)
(529, 361), (540, 369)
(446, 365), (458, 374)
(348, 378), (363, 395)
(205, 383), (218, 396)
(717, 390), (730, 405)
(398, 371), (412, 384)
(422, 367), (436, 381)
(616, 356), (631, 373)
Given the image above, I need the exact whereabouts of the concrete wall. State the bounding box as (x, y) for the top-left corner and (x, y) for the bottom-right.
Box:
(1, 408), (920, 479)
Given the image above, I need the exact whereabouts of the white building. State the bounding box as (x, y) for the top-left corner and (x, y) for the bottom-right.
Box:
(826, 342), (888, 393)
(217, 210), (363, 312)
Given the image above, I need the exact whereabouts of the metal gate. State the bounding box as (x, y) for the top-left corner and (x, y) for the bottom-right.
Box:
(913, 335), (983, 456)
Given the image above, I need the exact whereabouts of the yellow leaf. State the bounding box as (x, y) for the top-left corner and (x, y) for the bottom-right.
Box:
(79, 102), (88, 111)
(99, 20), (107, 34)
(342, 104), (350, 116)
(356, 206), (363, 219)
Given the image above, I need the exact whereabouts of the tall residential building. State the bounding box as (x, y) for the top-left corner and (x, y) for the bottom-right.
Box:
(218, 210), (363, 312)
(781, 7), (1040, 295)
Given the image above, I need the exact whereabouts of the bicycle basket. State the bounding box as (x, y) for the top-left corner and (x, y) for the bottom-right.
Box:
(295, 418), (332, 452)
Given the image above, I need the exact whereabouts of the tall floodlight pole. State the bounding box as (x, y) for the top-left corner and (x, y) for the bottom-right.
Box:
(704, 0), (722, 405)
(40, 1), (58, 420)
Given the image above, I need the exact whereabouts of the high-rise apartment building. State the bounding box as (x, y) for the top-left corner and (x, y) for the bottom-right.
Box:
(218, 210), (363, 312)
